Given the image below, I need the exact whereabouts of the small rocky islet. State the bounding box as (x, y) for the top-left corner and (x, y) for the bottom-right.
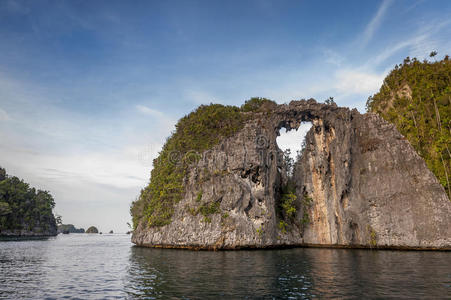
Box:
(86, 226), (99, 234)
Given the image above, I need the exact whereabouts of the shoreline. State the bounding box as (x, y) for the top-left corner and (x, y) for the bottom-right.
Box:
(0, 235), (57, 241)
(0, 230), (57, 240)
(132, 242), (451, 252)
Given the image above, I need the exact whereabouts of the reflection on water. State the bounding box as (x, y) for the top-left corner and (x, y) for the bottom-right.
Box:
(0, 234), (450, 299)
(126, 247), (316, 298)
(126, 246), (451, 299)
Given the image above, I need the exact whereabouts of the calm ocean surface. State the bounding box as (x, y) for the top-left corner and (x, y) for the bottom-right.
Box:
(0, 234), (450, 299)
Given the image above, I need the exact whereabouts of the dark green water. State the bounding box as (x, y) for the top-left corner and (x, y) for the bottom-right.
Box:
(0, 234), (450, 299)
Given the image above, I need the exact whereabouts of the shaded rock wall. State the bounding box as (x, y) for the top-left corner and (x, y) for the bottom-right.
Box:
(132, 100), (451, 249)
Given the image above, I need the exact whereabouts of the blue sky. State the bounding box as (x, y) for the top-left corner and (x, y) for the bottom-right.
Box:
(0, 0), (450, 232)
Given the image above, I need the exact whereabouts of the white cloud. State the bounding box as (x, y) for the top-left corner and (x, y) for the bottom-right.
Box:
(277, 123), (313, 161)
(135, 105), (176, 132)
(369, 19), (451, 67)
(0, 107), (10, 121)
(136, 105), (165, 118)
(403, 0), (425, 13)
(323, 49), (345, 67)
(370, 35), (427, 67)
(334, 69), (386, 95)
(42, 151), (148, 188)
(0, 71), (176, 232)
(0, 136), (157, 232)
(360, 0), (393, 48)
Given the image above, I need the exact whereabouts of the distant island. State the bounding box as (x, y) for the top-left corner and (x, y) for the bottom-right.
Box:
(58, 224), (85, 234)
(86, 226), (99, 233)
(0, 167), (57, 237)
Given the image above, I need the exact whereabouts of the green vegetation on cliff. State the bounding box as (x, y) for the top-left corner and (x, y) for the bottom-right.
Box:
(0, 167), (57, 234)
(131, 98), (276, 229)
(279, 183), (297, 221)
(366, 56), (451, 198)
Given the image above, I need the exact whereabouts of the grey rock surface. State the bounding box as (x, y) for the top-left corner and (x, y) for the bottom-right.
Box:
(132, 100), (451, 249)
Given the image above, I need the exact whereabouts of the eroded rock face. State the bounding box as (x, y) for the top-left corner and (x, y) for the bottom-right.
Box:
(132, 100), (451, 250)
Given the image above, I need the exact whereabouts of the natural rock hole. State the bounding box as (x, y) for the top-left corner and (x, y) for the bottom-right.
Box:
(276, 122), (313, 168)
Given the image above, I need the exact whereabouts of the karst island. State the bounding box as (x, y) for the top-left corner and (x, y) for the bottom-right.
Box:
(131, 95), (451, 250)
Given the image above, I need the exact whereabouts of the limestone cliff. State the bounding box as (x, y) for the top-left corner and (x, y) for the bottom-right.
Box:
(132, 100), (451, 250)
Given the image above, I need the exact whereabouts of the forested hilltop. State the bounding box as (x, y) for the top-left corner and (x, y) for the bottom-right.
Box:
(366, 55), (451, 199)
(0, 167), (57, 236)
(130, 98), (276, 229)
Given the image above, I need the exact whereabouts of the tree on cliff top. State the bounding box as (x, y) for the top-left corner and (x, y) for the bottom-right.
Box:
(0, 168), (5, 181)
(366, 55), (451, 198)
(240, 97), (277, 112)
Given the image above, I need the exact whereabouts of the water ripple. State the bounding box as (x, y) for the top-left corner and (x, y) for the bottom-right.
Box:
(0, 235), (450, 299)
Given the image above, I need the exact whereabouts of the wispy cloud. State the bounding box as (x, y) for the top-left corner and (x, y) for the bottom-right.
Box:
(360, 0), (393, 48)
(0, 107), (10, 121)
(135, 105), (176, 131)
(0, 71), (175, 232)
(322, 49), (345, 67)
(334, 69), (386, 96)
(408, 19), (451, 58)
(403, 0), (426, 14)
(370, 35), (427, 67)
(0, 136), (152, 232)
(136, 105), (165, 118)
(368, 18), (451, 67)
(1, 0), (30, 15)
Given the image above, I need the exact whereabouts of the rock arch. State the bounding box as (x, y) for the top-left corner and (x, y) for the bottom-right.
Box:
(132, 99), (451, 250)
